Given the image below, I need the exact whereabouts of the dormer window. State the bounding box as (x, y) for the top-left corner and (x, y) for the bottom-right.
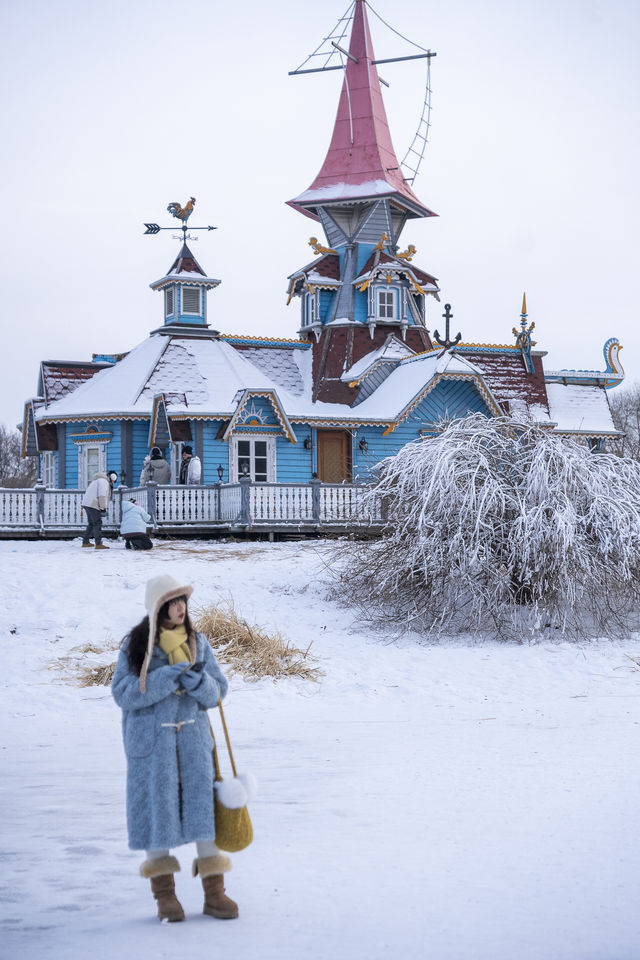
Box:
(165, 287), (174, 317)
(182, 286), (202, 315)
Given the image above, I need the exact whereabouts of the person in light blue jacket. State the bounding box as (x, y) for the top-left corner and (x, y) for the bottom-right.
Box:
(111, 574), (239, 923)
(120, 499), (153, 550)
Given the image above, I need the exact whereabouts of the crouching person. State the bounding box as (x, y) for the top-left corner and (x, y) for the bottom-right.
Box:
(121, 498), (153, 550)
(111, 575), (239, 923)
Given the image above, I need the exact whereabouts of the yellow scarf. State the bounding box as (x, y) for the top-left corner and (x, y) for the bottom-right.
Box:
(158, 625), (192, 664)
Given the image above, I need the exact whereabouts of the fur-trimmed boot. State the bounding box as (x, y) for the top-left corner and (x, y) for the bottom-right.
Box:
(193, 854), (238, 920)
(140, 856), (185, 922)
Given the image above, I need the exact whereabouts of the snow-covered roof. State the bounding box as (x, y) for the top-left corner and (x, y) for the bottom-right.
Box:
(33, 331), (618, 439)
(238, 347), (310, 398)
(545, 383), (618, 435)
(39, 361), (112, 405)
(341, 336), (415, 383)
(351, 350), (499, 422)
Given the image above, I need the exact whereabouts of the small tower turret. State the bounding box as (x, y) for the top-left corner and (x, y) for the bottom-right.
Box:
(150, 242), (221, 330)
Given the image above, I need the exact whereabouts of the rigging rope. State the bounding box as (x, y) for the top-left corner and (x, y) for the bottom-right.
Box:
(291, 1), (356, 73)
(365, 1), (430, 53)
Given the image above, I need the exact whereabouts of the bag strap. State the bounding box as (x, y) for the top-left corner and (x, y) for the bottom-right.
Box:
(207, 716), (222, 782)
(217, 697), (238, 778)
(207, 697), (238, 781)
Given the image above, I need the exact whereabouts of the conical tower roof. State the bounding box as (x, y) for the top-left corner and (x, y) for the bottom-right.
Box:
(150, 242), (220, 290)
(288, 0), (436, 221)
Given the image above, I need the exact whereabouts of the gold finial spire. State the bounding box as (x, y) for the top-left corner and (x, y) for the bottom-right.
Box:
(521, 292), (527, 317)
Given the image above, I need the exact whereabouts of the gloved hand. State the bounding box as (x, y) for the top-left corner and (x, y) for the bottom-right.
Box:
(166, 662), (188, 679)
(179, 667), (204, 692)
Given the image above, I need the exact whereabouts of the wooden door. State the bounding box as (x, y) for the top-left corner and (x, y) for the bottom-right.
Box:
(317, 430), (352, 482)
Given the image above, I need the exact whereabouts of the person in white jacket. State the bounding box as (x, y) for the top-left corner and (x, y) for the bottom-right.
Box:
(82, 471), (117, 549)
(179, 446), (202, 485)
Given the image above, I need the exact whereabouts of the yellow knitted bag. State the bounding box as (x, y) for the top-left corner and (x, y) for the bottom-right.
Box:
(209, 700), (254, 853)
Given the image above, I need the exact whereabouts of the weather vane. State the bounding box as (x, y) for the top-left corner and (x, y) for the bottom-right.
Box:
(143, 197), (217, 242)
(433, 303), (461, 349)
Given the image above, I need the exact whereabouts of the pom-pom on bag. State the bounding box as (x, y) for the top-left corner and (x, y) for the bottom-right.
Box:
(208, 699), (256, 853)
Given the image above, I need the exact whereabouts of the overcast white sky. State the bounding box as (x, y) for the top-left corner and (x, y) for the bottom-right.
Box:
(2, 0), (639, 429)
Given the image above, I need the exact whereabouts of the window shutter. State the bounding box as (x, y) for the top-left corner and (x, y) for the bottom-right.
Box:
(182, 287), (201, 314)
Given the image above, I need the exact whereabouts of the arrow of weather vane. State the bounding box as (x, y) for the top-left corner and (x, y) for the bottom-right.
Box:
(143, 197), (217, 237)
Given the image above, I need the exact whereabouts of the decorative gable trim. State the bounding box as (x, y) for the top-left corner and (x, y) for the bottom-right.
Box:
(381, 372), (503, 436)
(223, 390), (296, 443)
(21, 401), (39, 458)
(149, 394), (170, 447)
(69, 428), (113, 445)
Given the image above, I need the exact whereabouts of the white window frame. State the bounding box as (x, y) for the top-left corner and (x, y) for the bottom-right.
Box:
(376, 286), (397, 320)
(181, 285), (202, 316)
(171, 441), (185, 484)
(305, 291), (320, 326)
(230, 436), (276, 482)
(41, 451), (56, 487)
(78, 443), (106, 489)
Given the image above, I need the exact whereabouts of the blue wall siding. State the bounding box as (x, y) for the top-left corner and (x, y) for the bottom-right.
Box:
(354, 380), (491, 480)
(63, 420), (122, 487)
(354, 288), (369, 324)
(106, 421), (122, 477)
(59, 420), (121, 489)
(276, 426), (313, 482)
(356, 243), (375, 272)
(319, 290), (334, 324)
(202, 421), (229, 484)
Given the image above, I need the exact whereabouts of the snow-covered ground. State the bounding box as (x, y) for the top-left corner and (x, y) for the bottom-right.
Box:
(1, 538), (639, 960)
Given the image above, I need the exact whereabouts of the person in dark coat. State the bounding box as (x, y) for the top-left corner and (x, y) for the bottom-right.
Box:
(111, 574), (239, 923)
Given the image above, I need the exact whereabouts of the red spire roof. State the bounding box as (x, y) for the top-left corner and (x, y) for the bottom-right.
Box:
(288, 0), (436, 221)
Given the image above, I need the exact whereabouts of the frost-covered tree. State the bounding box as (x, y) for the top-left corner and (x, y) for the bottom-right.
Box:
(609, 382), (640, 460)
(0, 425), (38, 488)
(335, 414), (640, 640)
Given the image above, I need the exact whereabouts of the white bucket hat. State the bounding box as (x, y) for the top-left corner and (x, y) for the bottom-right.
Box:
(139, 574), (195, 692)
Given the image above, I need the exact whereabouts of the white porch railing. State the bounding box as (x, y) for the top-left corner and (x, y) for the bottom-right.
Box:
(0, 479), (385, 533)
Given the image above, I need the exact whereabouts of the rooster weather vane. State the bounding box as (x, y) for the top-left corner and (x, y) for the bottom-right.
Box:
(143, 197), (217, 242)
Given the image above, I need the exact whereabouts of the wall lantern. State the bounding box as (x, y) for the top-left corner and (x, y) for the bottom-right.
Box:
(358, 438), (368, 452)
(303, 436), (312, 450)
(240, 462), (250, 477)
(120, 469), (126, 485)
(217, 464), (224, 481)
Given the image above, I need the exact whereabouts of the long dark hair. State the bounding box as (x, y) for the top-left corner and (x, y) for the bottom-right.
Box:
(123, 597), (195, 675)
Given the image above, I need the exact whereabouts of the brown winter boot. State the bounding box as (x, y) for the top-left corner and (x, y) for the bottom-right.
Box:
(95, 542), (109, 550)
(193, 855), (238, 919)
(140, 856), (185, 922)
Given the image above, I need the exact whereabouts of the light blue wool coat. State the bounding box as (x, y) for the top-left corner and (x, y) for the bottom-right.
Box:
(120, 500), (151, 536)
(111, 634), (228, 850)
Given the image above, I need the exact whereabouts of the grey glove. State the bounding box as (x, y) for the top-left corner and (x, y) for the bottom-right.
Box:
(179, 668), (204, 692)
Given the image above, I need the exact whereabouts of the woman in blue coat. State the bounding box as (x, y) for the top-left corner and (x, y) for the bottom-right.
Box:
(112, 573), (238, 922)
(120, 499), (153, 550)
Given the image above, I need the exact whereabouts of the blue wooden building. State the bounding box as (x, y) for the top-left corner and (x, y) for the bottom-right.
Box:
(21, 1), (624, 490)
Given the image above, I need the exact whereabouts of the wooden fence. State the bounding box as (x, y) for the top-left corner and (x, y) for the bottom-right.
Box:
(0, 479), (384, 536)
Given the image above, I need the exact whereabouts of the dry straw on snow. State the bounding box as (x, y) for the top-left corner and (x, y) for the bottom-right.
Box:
(193, 601), (322, 683)
(75, 602), (321, 686)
